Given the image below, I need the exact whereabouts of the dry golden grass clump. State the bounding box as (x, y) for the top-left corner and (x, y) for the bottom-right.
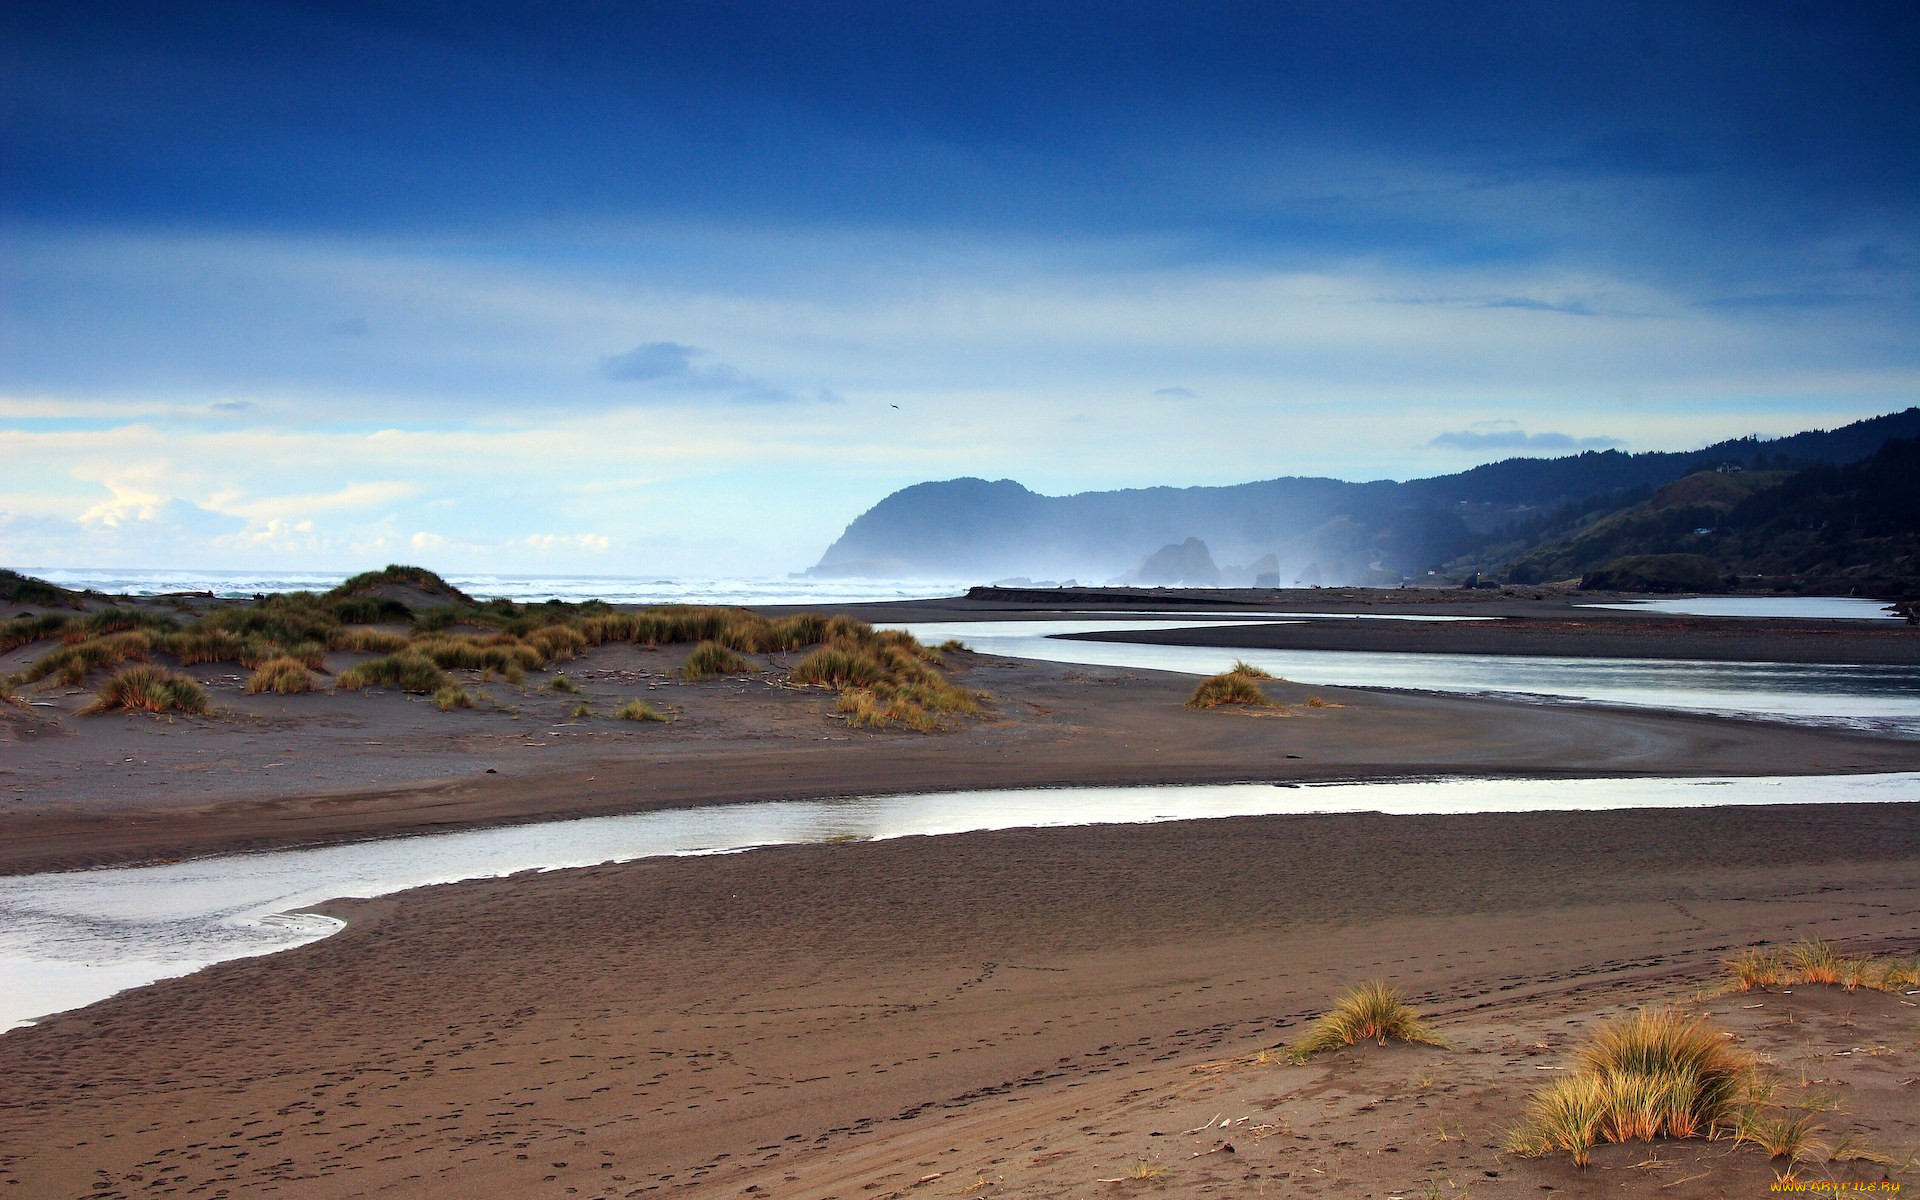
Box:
(64, 607), (178, 643)
(1725, 937), (1919, 994)
(1506, 1007), (1757, 1167)
(18, 630), (155, 686)
(434, 684), (474, 712)
(411, 631), (545, 674)
(0, 612), (74, 653)
(78, 665), (212, 716)
(245, 656), (318, 695)
(1289, 981), (1447, 1061)
(4, 578), (989, 729)
(1187, 670), (1275, 709)
(680, 640), (761, 680)
(579, 606), (823, 653)
(331, 627), (410, 654)
(789, 644), (887, 688)
(786, 623), (979, 731)
(524, 624), (587, 662)
(336, 652), (452, 694)
(614, 698), (670, 722)
(836, 679), (981, 731)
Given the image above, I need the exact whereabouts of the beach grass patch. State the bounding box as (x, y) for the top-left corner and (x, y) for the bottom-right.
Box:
(410, 632), (544, 674)
(1723, 938), (1917, 995)
(328, 564), (475, 606)
(66, 607), (178, 643)
(0, 569), (84, 608)
(1507, 1007), (1760, 1168)
(680, 641), (759, 680)
(1228, 659), (1273, 678)
(1187, 671), (1274, 709)
(436, 685), (475, 712)
(337, 651), (450, 694)
(1290, 981), (1447, 1060)
(614, 698), (669, 722)
(79, 664), (211, 716)
(330, 627), (410, 654)
(245, 656), (318, 695)
(524, 624), (588, 662)
(20, 630), (155, 686)
(550, 673), (583, 694)
(1786, 937), (1843, 985)
(0, 612), (74, 653)
(789, 645), (887, 688)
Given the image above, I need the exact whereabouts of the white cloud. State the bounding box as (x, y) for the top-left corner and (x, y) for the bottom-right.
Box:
(521, 533), (611, 553)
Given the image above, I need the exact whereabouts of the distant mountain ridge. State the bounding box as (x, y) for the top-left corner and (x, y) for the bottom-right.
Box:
(808, 408), (1920, 589)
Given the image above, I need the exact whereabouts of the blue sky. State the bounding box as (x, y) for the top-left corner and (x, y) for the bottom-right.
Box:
(3, 1), (1916, 575)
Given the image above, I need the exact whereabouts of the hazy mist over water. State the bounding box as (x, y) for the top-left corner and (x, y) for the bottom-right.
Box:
(17, 568), (975, 607)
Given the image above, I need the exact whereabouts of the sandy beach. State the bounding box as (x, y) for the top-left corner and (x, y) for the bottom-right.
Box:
(3, 590), (1918, 1197)
(3, 804), (1917, 1199)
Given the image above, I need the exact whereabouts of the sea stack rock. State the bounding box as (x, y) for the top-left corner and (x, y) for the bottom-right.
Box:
(1133, 537), (1221, 585)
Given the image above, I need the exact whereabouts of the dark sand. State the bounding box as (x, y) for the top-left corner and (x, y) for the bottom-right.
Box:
(2, 804), (1916, 1199)
(2, 589), (1917, 1197)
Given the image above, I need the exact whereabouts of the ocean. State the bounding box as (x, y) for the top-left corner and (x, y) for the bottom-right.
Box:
(14, 567), (976, 608)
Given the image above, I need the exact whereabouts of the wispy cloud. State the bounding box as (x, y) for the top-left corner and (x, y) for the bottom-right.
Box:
(600, 341), (699, 382)
(1153, 386), (1196, 398)
(1428, 427), (1623, 452)
(599, 340), (839, 405)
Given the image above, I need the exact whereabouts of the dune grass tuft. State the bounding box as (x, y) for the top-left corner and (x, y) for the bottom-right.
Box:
(1507, 1074), (1611, 1167)
(680, 641), (760, 681)
(65, 608), (178, 643)
(336, 652), (451, 694)
(1187, 671), (1274, 709)
(330, 627), (410, 654)
(1228, 659), (1273, 678)
(1507, 1007), (1758, 1167)
(19, 630), (155, 686)
(0, 569), (85, 607)
(0, 612), (74, 653)
(789, 645), (887, 688)
(435, 685), (474, 712)
(245, 656), (318, 695)
(786, 623), (981, 731)
(1289, 981), (1447, 1061)
(614, 698), (670, 722)
(78, 665), (211, 716)
(1723, 938), (1917, 995)
(550, 674), (583, 694)
(328, 564), (475, 605)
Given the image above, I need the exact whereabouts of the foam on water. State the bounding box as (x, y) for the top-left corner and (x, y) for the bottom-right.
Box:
(15, 567), (974, 606)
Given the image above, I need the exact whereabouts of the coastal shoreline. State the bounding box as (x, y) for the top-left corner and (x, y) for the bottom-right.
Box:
(4, 587), (1919, 1197)
(4, 590), (1918, 873)
(4, 801), (1916, 1198)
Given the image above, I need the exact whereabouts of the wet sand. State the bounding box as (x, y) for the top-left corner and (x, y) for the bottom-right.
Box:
(3, 803), (1916, 1198)
(3, 590), (1917, 1197)
(3, 643), (1917, 873)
